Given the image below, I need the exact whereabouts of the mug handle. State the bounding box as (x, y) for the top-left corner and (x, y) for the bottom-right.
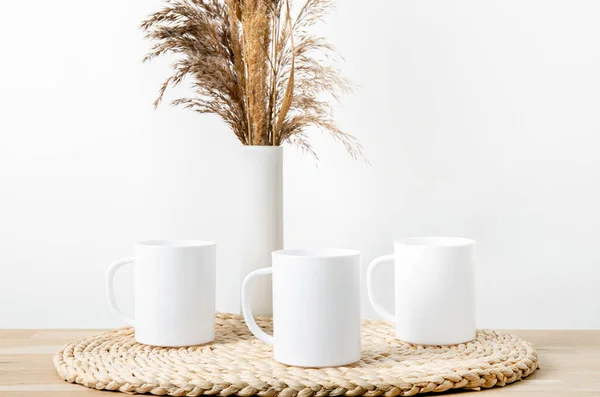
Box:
(366, 254), (397, 323)
(106, 257), (136, 327)
(241, 268), (274, 345)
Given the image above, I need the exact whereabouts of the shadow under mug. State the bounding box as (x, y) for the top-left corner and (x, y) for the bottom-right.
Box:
(106, 240), (216, 347)
(242, 249), (362, 367)
(367, 237), (476, 345)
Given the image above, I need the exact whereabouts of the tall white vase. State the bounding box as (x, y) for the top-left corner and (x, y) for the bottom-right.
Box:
(238, 146), (283, 316)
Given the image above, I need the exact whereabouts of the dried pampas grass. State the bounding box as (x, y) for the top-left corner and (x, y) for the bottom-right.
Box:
(142, 0), (362, 159)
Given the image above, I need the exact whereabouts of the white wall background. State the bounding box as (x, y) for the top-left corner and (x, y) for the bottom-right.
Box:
(1, 0), (599, 329)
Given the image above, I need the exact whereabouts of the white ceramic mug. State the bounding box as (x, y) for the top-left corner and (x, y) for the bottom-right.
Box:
(106, 240), (216, 347)
(242, 249), (361, 367)
(367, 237), (476, 345)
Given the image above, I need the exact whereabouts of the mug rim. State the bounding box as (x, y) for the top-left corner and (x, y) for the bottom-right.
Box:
(395, 236), (475, 247)
(136, 240), (216, 248)
(273, 248), (360, 258)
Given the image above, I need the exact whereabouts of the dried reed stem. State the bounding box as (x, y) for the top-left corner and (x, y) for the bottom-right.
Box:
(142, 0), (363, 159)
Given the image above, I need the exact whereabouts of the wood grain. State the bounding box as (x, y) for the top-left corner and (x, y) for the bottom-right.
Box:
(0, 330), (598, 396)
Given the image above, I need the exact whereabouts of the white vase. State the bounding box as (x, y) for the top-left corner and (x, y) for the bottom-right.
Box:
(237, 146), (283, 316)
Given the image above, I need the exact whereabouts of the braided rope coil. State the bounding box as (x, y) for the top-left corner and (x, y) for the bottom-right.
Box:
(54, 312), (538, 396)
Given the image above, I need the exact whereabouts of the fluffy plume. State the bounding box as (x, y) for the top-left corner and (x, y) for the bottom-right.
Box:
(142, 0), (363, 159)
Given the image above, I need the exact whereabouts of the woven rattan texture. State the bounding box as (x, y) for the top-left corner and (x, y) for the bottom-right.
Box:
(54, 313), (538, 396)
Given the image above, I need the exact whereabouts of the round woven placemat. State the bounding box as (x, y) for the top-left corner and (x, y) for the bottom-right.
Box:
(54, 312), (538, 396)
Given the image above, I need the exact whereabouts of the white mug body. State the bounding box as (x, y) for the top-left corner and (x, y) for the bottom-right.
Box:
(241, 249), (362, 367)
(367, 237), (476, 346)
(107, 240), (216, 347)
(272, 250), (362, 367)
(394, 237), (476, 345)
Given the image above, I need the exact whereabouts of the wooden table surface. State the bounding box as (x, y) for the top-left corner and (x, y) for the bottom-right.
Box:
(0, 330), (598, 397)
